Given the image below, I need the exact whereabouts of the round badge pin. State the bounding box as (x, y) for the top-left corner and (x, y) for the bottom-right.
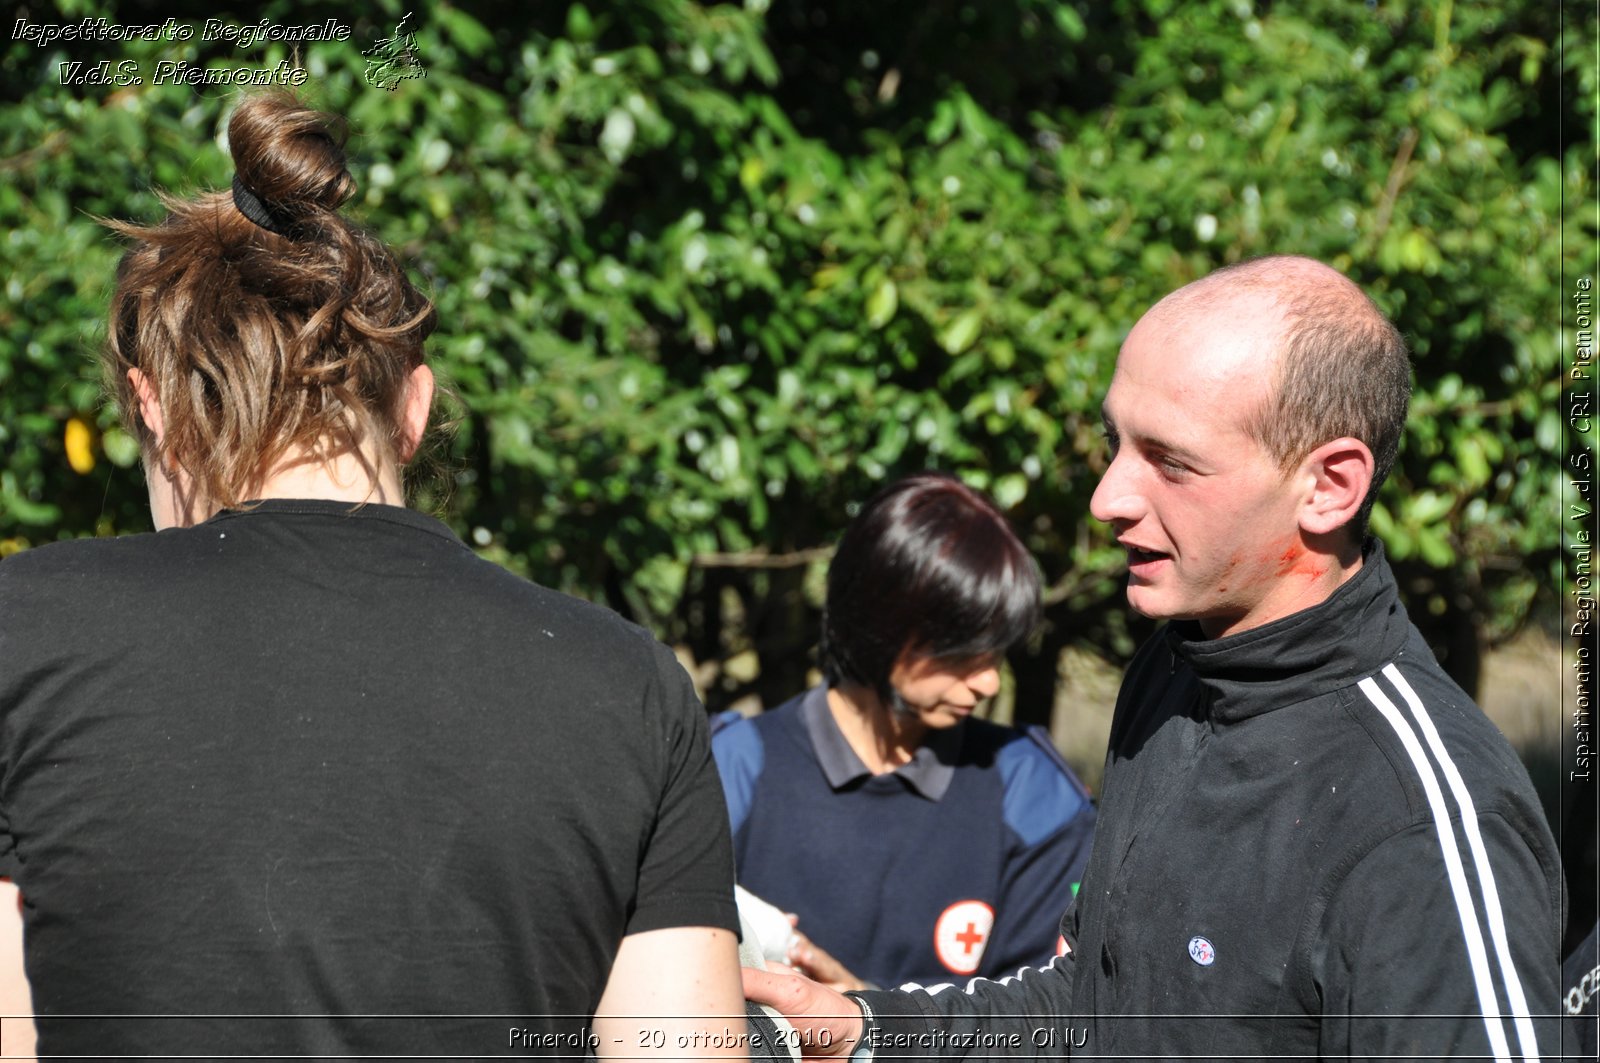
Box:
(1187, 935), (1216, 966)
(933, 900), (995, 975)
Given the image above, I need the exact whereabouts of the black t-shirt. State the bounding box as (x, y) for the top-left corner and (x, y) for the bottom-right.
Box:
(0, 499), (736, 1056)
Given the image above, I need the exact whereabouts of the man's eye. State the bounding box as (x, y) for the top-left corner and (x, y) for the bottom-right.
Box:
(1157, 455), (1190, 477)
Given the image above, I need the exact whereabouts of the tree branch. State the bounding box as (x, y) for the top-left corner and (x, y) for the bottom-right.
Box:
(1372, 126), (1420, 242)
(692, 546), (834, 570)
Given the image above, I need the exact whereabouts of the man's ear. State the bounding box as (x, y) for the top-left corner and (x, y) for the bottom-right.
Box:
(397, 363), (435, 463)
(128, 368), (165, 446)
(1297, 436), (1374, 537)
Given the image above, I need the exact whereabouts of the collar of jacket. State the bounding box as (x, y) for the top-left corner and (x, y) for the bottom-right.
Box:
(1162, 538), (1412, 725)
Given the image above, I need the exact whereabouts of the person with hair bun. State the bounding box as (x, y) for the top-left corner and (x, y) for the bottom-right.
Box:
(0, 93), (742, 1058)
(712, 472), (1096, 990)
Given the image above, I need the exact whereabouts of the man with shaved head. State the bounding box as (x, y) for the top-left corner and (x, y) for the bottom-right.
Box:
(747, 256), (1566, 1059)
(1094, 255), (1413, 637)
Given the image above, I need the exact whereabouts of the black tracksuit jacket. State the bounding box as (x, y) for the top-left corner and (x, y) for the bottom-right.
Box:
(858, 542), (1567, 1060)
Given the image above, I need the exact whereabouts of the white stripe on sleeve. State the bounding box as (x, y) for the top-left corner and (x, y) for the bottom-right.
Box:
(1380, 663), (1541, 1061)
(1357, 676), (1516, 1063)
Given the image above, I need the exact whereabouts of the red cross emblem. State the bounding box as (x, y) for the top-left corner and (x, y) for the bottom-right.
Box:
(934, 900), (995, 975)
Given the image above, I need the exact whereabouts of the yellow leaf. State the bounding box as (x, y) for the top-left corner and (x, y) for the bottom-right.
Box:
(65, 416), (96, 475)
(739, 156), (766, 192)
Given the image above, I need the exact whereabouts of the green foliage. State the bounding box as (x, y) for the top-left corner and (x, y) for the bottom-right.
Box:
(0, 0), (1588, 705)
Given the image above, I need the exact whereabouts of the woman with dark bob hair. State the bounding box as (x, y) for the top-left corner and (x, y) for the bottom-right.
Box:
(0, 93), (742, 1058)
(713, 472), (1097, 989)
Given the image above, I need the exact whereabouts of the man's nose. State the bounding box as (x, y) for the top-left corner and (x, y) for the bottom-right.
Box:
(1089, 451), (1142, 527)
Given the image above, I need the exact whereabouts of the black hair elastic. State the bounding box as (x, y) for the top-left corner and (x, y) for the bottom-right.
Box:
(231, 174), (293, 236)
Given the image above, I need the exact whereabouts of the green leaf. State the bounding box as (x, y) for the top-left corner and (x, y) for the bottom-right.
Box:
(435, 7), (495, 58)
(102, 428), (141, 468)
(993, 473), (1028, 509)
(939, 309), (983, 355)
(566, 4), (595, 42)
(1406, 491), (1455, 527)
(418, 139), (452, 175)
(600, 109), (636, 164)
(1454, 434), (1491, 486)
(866, 279), (898, 329)
(1416, 526), (1456, 568)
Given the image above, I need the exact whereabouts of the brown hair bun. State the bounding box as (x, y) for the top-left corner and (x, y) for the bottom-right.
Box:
(103, 92), (437, 512)
(228, 91), (356, 224)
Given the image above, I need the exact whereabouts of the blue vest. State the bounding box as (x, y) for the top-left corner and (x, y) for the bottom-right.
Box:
(713, 686), (1096, 987)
